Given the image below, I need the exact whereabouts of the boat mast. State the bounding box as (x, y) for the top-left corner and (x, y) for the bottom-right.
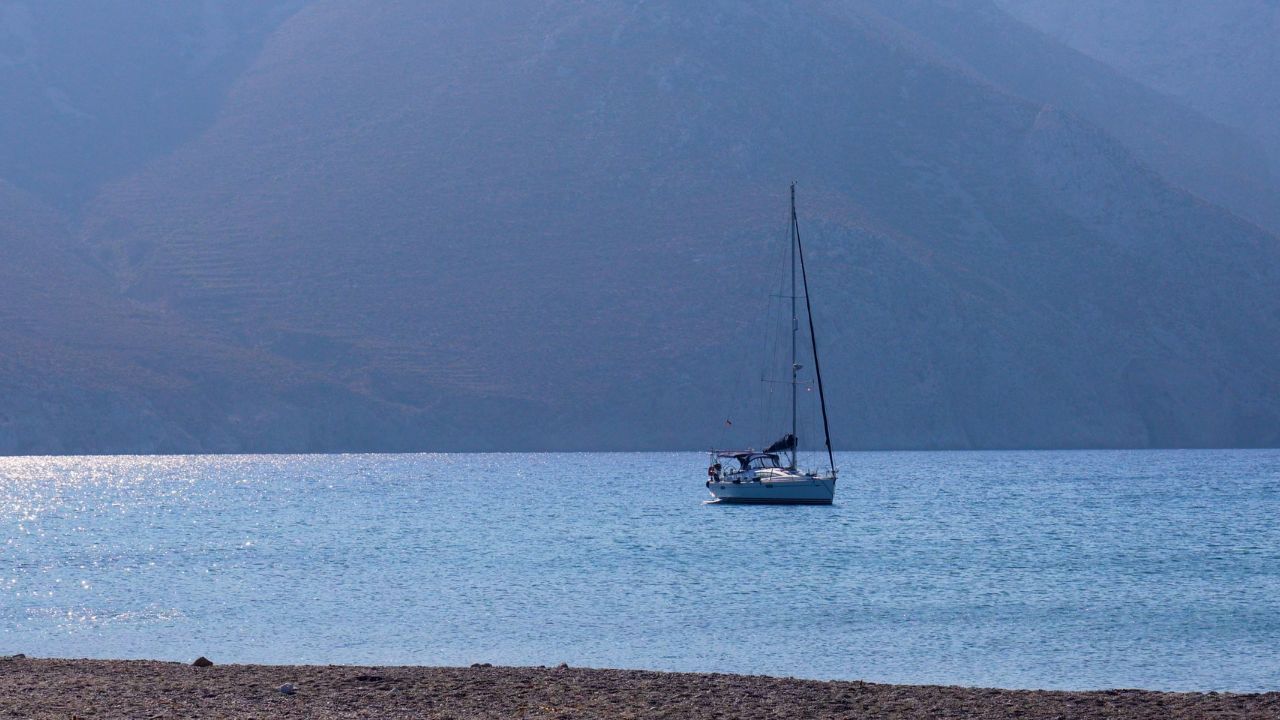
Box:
(793, 185), (837, 476)
(789, 184), (799, 470)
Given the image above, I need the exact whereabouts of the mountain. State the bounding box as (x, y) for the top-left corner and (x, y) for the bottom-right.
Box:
(0, 0), (305, 211)
(866, 0), (1280, 235)
(0, 178), (427, 454)
(2, 0), (1279, 452)
(996, 0), (1280, 186)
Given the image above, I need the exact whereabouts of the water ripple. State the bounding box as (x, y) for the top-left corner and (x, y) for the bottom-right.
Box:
(1, 450), (1278, 691)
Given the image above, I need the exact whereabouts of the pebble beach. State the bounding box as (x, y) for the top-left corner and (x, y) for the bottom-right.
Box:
(1, 657), (1277, 719)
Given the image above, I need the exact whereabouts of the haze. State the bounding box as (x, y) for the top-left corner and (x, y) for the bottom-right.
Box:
(1, 0), (1277, 453)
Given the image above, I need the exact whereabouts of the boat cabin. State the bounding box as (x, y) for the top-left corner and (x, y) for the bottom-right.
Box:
(714, 451), (783, 475)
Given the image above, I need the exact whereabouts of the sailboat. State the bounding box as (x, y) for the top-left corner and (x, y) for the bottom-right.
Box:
(705, 184), (837, 505)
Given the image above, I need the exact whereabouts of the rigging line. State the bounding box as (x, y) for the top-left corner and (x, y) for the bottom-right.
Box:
(783, 181), (793, 468)
(793, 184), (837, 476)
(742, 227), (770, 446)
(722, 218), (789, 450)
(803, 381), (820, 471)
(758, 217), (790, 445)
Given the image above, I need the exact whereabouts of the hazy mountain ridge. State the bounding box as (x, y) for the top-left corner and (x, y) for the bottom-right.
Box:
(868, 0), (1280, 234)
(0, 0), (308, 211)
(2, 0), (1278, 452)
(996, 0), (1280, 183)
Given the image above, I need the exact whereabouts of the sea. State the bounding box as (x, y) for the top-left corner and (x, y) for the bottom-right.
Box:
(2, 450), (1278, 692)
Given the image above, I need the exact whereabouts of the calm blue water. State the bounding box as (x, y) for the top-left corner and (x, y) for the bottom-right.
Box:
(2, 450), (1278, 691)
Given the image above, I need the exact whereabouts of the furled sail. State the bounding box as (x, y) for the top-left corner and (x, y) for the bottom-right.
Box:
(765, 433), (798, 454)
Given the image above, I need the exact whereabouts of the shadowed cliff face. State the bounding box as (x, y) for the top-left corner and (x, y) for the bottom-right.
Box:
(1, 0), (1278, 452)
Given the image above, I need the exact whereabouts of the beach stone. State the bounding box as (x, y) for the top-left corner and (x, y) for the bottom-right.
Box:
(191, 656), (213, 667)
(470, 662), (492, 668)
(278, 682), (296, 695)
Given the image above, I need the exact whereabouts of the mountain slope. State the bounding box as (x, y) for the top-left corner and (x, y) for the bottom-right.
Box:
(868, 0), (1280, 234)
(49, 0), (1279, 451)
(0, 180), (454, 455)
(0, 0), (306, 210)
(996, 0), (1280, 183)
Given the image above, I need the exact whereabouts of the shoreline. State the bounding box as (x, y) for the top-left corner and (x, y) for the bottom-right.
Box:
(2, 657), (1276, 719)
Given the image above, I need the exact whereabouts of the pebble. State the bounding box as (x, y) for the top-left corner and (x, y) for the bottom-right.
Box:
(0, 659), (1271, 718)
(278, 683), (296, 695)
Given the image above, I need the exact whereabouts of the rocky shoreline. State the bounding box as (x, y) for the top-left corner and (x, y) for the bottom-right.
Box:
(1, 656), (1276, 719)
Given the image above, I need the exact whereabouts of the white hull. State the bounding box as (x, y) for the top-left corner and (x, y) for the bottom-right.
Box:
(707, 473), (836, 505)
